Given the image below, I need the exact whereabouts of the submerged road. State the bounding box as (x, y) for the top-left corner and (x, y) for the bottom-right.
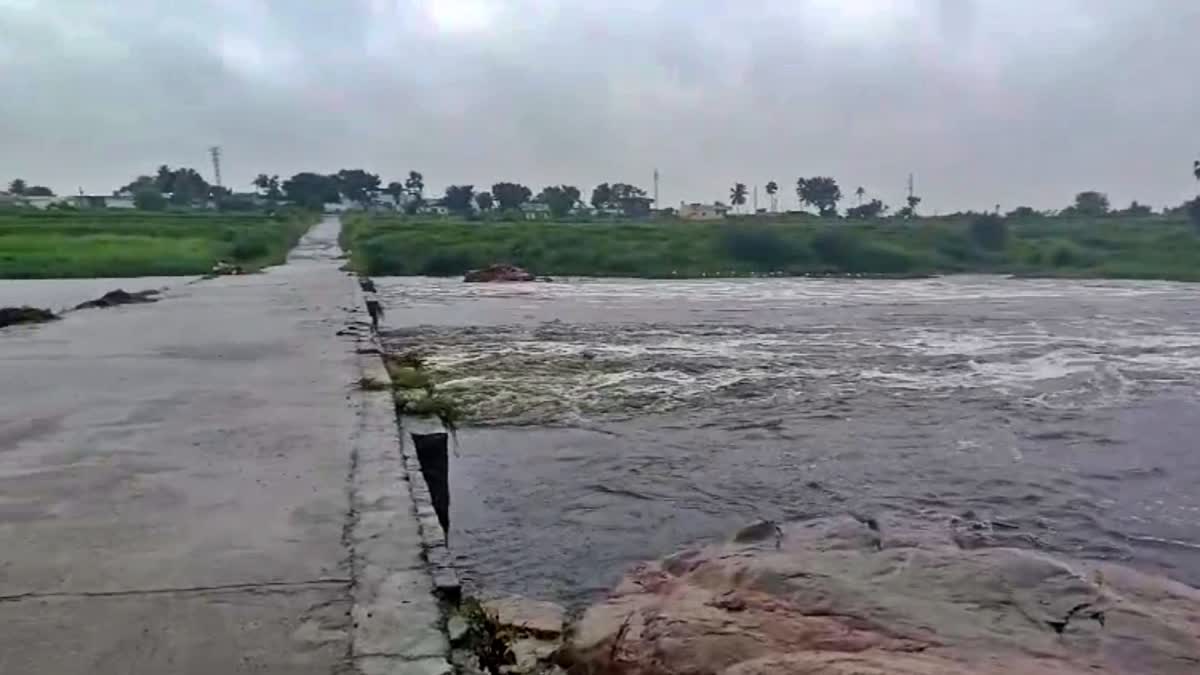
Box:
(0, 218), (446, 674)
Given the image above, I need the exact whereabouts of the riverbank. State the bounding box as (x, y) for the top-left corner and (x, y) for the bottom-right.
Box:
(0, 209), (315, 278)
(341, 213), (1200, 281)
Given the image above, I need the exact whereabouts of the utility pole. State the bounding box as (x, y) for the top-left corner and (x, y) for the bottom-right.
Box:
(209, 146), (223, 189)
(907, 172), (914, 204)
(753, 185), (758, 213)
(653, 168), (660, 210)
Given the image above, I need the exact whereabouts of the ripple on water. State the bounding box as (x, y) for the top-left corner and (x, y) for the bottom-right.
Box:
(378, 275), (1200, 607)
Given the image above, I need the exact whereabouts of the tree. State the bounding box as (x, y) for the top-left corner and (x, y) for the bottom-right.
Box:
(1116, 200), (1153, 216)
(492, 182), (532, 211)
(282, 172), (340, 210)
(1187, 198), (1200, 232)
(855, 186), (866, 206)
(140, 165), (209, 205)
(167, 168), (210, 205)
(969, 214), (1008, 251)
(1006, 206), (1038, 218)
(25, 185), (53, 196)
(796, 176), (842, 216)
(765, 181), (779, 212)
(610, 182), (652, 216)
(897, 194), (922, 219)
(845, 199), (887, 219)
(1193, 158), (1199, 182)
(591, 183), (613, 210)
(537, 185), (581, 218)
(729, 183), (748, 212)
(134, 189), (167, 211)
(384, 181), (406, 206)
(1069, 191), (1110, 217)
(442, 185), (475, 214)
(334, 169), (381, 206)
(403, 171), (425, 214)
(119, 175), (156, 195)
(475, 191), (494, 212)
(8, 178), (27, 195)
(253, 174), (282, 201)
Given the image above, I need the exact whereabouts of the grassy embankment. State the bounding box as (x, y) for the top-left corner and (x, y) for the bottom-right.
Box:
(0, 209), (316, 278)
(340, 213), (1200, 281)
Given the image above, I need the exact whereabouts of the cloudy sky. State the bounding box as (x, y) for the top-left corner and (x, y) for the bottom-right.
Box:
(2, 0), (1198, 212)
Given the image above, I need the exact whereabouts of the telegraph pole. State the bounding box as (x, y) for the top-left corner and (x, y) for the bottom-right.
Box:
(653, 168), (660, 210)
(209, 146), (223, 189)
(907, 172), (914, 204)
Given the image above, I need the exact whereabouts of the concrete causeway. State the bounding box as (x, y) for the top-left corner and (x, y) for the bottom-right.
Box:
(0, 217), (448, 674)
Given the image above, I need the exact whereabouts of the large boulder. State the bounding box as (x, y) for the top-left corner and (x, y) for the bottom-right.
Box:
(565, 515), (1200, 675)
(464, 264), (536, 283)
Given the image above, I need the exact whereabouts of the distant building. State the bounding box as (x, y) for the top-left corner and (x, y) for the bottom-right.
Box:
(679, 202), (730, 221)
(417, 200), (450, 216)
(72, 195), (109, 209)
(521, 202), (552, 220)
(107, 196), (136, 209)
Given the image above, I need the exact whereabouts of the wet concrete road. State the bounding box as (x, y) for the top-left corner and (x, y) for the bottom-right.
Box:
(0, 219), (377, 673)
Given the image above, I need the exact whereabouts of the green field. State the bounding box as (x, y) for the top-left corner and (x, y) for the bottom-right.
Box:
(341, 213), (1200, 281)
(0, 209), (315, 278)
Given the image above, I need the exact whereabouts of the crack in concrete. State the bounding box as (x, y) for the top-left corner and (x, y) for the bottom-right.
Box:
(0, 578), (351, 603)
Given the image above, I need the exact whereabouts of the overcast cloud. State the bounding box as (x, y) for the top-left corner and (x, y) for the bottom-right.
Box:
(2, 0), (1198, 212)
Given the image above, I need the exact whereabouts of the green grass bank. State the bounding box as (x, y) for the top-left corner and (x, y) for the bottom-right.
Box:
(0, 209), (316, 278)
(341, 213), (1200, 281)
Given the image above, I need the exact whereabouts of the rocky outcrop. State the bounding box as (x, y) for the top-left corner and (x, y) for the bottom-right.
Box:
(0, 306), (57, 328)
(464, 264), (536, 282)
(564, 515), (1200, 675)
(74, 288), (159, 310)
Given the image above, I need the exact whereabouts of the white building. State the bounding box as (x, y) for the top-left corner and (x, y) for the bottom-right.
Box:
(679, 202), (730, 220)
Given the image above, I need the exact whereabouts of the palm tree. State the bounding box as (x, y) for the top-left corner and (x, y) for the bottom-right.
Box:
(730, 183), (748, 213)
(765, 181), (778, 212)
(855, 186), (866, 206)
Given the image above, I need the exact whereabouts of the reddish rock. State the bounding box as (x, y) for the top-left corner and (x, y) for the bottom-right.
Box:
(464, 264), (536, 282)
(564, 515), (1200, 675)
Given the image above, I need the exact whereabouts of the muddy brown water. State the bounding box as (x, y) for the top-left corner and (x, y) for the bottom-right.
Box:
(377, 275), (1200, 608)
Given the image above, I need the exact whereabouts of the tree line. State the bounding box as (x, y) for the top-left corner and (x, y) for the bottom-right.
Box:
(731, 167), (1200, 223)
(255, 169), (654, 218)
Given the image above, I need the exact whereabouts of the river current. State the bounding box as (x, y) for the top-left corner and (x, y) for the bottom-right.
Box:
(377, 275), (1200, 607)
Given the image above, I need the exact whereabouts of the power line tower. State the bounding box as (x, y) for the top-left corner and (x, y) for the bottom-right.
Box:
(653, 168), (660, 210)
(209, 146), (223, 189)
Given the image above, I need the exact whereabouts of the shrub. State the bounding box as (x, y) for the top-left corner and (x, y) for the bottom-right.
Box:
(1188, 198), (1200, 232)
(230, 232), (270, 261)
(419, 250), (477, 276)
(969, 214), (1008, 251)
(720, 226), (800, 267)
(134, 190), (168, 211)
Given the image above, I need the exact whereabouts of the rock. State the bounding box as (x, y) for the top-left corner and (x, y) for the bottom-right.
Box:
(0, 306), (57, 328)
(463, 264), (536, 283)
(482, 595), (566, 638)
(509, 638), (559, 672)
(73, 288), (159, 310)
(210, 261), (243, 275)
(447, 614), (470, 645)
(564, 514), (1200, 675)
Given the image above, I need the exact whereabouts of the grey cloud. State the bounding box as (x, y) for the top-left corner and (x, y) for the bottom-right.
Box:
(2, 0), (1198, 212)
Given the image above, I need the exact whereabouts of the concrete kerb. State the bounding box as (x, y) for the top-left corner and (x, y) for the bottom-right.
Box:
(346, 291), (457, 674)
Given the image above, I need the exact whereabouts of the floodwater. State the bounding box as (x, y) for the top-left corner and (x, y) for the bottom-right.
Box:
(377, 275), (1200, 607)
(0, 277), (184, 315)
